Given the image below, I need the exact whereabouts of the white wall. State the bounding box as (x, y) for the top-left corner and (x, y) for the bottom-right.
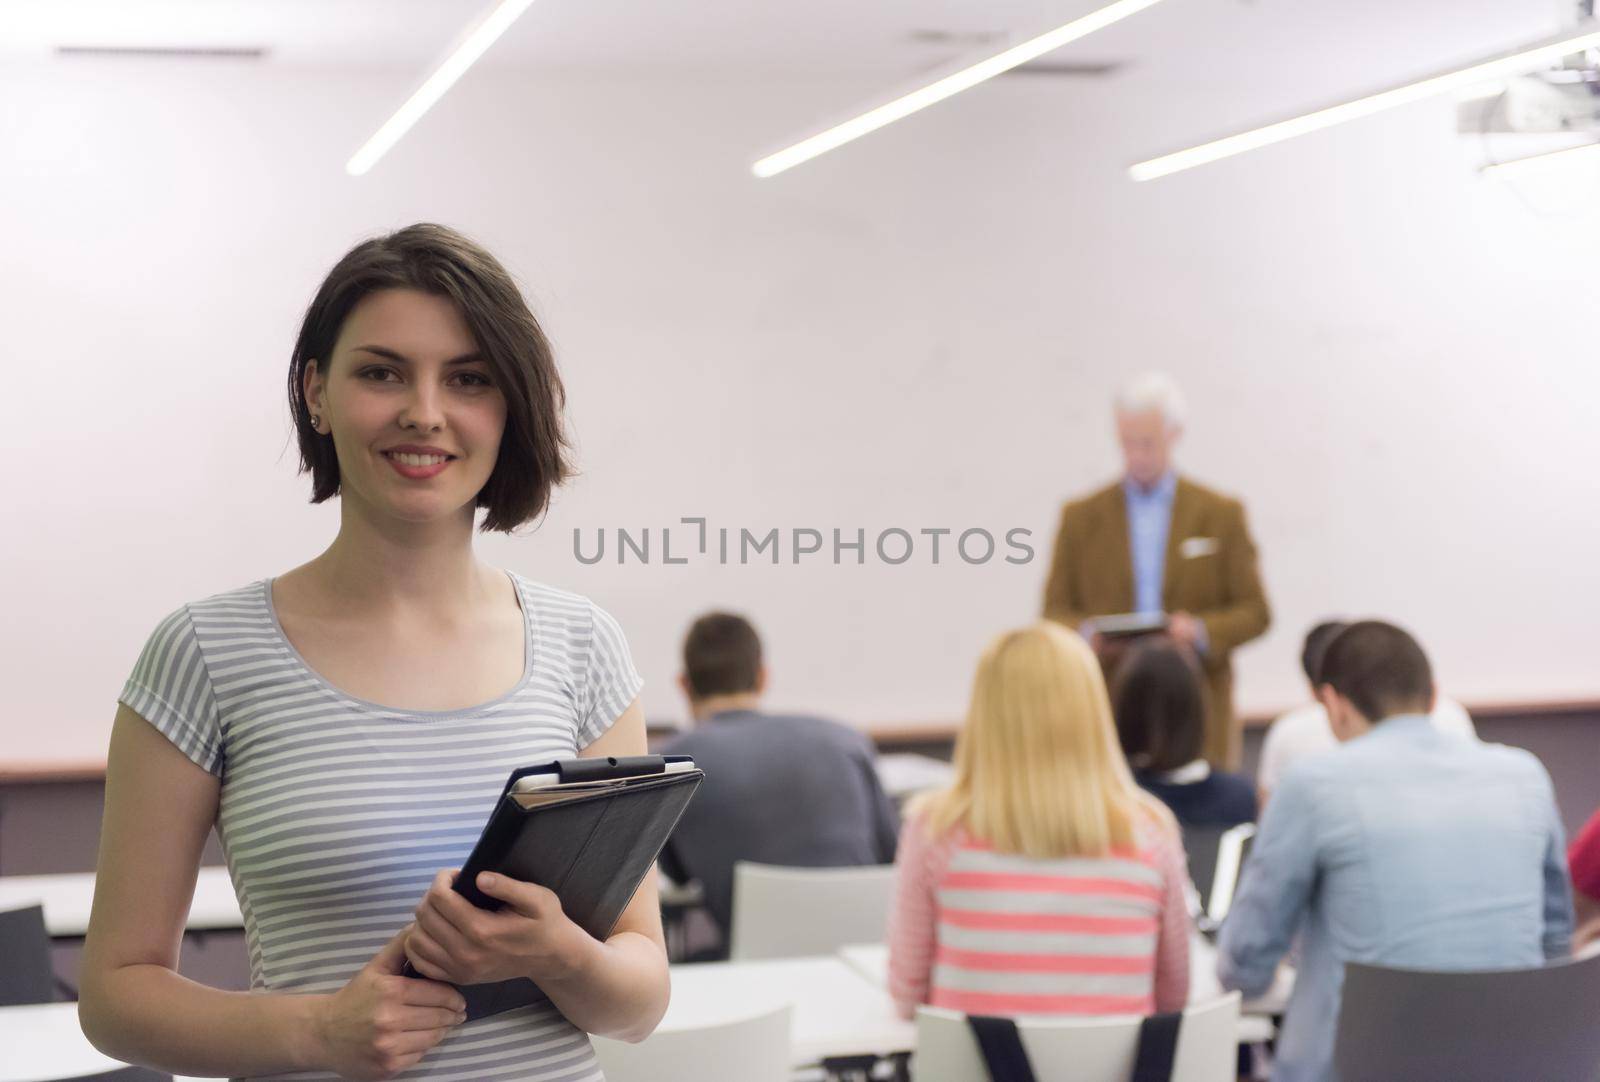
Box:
(4, 57), (1598, 763)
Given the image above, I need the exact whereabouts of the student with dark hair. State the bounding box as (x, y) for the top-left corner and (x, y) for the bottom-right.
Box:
(1219, 620), (1573, 1082)
(659, 612), (898, 950)
(1111, 640), (1255, 828)
(1257, 618), (1476, 805)
(80, 225), (666, 1080)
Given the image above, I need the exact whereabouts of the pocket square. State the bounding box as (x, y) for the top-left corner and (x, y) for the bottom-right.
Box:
(1180, 536), (1219, 558)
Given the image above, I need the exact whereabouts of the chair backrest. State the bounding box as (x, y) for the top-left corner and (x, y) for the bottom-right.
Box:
(1335, 952), (1600, 1082)
(913, 993), (1241, 1082)
(729, 862), (896, 961)
(0, 903), (57, 1006)
(590, 1002), (791, 1082)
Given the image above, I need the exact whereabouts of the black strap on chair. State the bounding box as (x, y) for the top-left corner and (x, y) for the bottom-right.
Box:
(1131, 1010), (1184, 1082)
(966, 1009), (1184, 1082)
(966, 1014), (1037, 1082)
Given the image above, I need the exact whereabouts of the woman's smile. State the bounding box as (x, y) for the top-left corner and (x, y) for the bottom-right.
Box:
(383, 450), (456, 479)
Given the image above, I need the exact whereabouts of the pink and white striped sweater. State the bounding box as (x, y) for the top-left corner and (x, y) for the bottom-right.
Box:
(886, 811), (1191, 1020)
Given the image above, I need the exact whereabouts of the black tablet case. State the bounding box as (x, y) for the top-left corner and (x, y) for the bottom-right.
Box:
(401, 754), (703, 1020)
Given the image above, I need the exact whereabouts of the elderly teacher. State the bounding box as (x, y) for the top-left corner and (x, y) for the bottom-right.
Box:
(1042, 372), (1270, 769)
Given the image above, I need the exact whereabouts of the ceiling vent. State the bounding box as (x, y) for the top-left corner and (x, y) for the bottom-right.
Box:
(906, 29), (1124, 77)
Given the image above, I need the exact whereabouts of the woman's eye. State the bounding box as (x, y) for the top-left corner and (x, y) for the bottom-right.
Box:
(357, 367), (491, 388)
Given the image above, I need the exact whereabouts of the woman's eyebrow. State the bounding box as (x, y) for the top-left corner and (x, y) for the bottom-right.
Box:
(351, 344), (483, 365)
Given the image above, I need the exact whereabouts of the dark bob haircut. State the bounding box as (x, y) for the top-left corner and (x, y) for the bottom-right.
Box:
(1111, 639), (1207, 773)
(682, 612), (763, 699)
(287, 223), (572, 533)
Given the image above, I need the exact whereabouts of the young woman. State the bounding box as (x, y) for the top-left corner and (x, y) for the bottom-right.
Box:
(887, 622), (1191, 1020)
(1112, 639), (1257, 829)
(78, 224), (667, 1081)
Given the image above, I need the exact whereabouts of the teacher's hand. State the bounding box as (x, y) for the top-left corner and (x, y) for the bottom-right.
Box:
(1168, 611), (1203, 651)
(405, 869), (591, 986)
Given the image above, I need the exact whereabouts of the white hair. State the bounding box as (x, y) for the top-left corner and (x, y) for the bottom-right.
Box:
(1114, 372), (1186, 431)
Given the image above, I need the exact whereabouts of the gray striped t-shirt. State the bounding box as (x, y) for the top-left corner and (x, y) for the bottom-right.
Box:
(117, 571), (643, 1081)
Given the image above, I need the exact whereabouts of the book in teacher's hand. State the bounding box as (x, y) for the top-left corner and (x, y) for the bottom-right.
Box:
(400, 754), (704, 1021)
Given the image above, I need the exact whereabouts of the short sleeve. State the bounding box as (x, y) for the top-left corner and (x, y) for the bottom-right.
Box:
(575, 600), (643, 747)
(117, 605), (225, 777)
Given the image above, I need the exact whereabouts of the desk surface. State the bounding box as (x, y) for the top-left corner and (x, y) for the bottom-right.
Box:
(663, 955), (914, 1065)
(0, 1002), (208, 1082)
(1, 868), (697, 938)
(5, 950), (1280, 1078)
(0, 866), (242, 936)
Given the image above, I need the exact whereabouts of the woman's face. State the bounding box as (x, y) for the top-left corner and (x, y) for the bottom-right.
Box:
(306, 288), (507, 525)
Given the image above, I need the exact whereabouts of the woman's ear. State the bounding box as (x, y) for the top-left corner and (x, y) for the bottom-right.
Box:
(304, 359), (325, 417)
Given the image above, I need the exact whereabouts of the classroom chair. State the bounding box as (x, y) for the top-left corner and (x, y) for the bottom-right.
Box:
(913, 993), (1240, 1082)
(729, 862), (895, 961)
(591, 1002), (791, 1082)
(1334, 952), (1600, 1081)
(0, 902), (57, 1005)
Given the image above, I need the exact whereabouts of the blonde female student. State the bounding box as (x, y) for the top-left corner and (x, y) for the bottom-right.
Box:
(78, 224), (667, 1081)
(887, 622), (1192, 1020)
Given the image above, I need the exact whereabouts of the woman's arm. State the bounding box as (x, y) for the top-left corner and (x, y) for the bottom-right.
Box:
(404, 698), (671, 1043)
(79, 705), (463, 1079)
(540, 699), (670, 1040)
(1150, 822), (1192, 1013)
(79, 704), (320, 1075)
(886, 814), (938, 1020)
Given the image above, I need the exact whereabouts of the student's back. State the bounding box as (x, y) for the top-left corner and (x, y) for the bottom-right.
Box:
(887, 622), (1192, 1021)
(1134, 765), (1256, 829)
(1219, 620), (1570, 1082)
(661, 709), (897, 933)
(889, 809), (1188, 1017)
(1294, 719), (1558, 962)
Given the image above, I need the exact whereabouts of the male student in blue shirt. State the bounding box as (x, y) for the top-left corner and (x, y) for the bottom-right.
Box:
(1218, 620), (1572, 1082)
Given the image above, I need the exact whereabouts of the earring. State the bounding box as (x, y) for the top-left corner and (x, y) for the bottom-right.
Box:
(310, 413), (322, 431)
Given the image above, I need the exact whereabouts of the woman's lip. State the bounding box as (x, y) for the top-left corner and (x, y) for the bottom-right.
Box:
(383, 452), (453, 480)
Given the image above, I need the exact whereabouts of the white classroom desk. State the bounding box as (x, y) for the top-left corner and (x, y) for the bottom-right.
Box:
(0, 1002), (207, 1082)
(0, 965), (897, 1082)
(0, 868), (695, 937)
(0, 866), (242, 937)
(662, 956), (914, 1065)
(838, 941), (1287, 1046)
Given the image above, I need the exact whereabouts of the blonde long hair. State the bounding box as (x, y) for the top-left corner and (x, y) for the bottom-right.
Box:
(916, 622), (1172, 858)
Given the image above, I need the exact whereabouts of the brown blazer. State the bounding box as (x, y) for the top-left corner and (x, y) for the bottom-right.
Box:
(1042, 476), (1270, 768)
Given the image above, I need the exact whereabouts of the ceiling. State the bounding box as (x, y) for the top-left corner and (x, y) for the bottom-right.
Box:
(0, 0), (1571, 72)
(0, 0), (1582, 139)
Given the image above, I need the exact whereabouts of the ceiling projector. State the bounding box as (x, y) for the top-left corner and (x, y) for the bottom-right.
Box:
(1459, 61), (1600, 133)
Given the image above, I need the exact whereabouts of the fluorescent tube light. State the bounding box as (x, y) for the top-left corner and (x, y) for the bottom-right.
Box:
(347, 0), (538, 177)
(752, 0), (1174, 179)
(1130, 22), (1600, 182)
(1482, 140), (1600, 176)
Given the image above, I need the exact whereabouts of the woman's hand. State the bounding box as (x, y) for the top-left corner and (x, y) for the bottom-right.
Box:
(310, 926), (467, 1080)
(404, 869), (594, 987)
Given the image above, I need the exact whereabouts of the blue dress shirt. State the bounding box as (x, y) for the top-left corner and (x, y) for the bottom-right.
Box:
(1123, 471), (1176, 617)
(1218, 714), (1573, 1082)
